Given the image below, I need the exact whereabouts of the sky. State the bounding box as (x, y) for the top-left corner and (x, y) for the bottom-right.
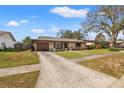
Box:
(0, 5), (123, 41)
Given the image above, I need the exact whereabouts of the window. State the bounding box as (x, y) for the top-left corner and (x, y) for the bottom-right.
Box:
(1, 42), (6, 49)
(55, 42), (63, 49)
(76, 43), (81, 48)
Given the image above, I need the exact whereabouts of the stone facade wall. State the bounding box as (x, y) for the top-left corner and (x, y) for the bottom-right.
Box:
(81, 42), (86, 49)
(33, 42), (37, 51)
(68, 43), (76, 49)
(49, 42), (54, 50)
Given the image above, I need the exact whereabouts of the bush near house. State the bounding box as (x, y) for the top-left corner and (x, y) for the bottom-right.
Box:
(95, 41), (109, 49)
(0, 48), (20, 52)
(99, 41), (109, 48)
(90, 44), (96, 49)
(87, 44), (96, 50)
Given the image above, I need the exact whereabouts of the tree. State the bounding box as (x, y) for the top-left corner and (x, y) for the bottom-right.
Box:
(16, 41), (22, 44)
(73, 29), (86, 40)
(57, 29), (74, 39)
(95, 33), (108, 48)
(22, 36), (32, 45)
(57, 29), (86, 40)
(95, 33), (106, 42)
(81, 6), (124, 48)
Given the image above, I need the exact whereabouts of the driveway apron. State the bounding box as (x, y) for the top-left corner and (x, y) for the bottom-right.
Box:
(36, 52), (117, 88)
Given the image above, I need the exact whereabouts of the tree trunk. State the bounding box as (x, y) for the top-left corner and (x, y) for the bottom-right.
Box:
(112, 37), (117, 48)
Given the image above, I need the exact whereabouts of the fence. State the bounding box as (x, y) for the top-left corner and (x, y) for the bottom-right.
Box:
(14, 44), (31, 50)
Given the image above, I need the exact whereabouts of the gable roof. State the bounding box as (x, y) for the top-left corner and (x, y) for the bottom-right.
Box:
(0, 31), (16, 42)
(32, 36), (85, 43)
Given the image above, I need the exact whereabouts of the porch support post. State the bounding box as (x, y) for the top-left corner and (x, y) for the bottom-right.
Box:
(54, 42), (56, 48)
(63, 42), (64, 49)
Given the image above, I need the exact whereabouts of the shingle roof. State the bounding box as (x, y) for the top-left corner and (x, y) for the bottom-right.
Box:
(0, 31), (16, 42)
(0, 31), (8, 35)
(32, 37), (85, 42)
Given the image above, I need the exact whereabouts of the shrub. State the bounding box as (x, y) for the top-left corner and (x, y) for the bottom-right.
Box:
(0, 48), (24, 52)
(5, 48), (17, 52)
(95, 41), (109, 49)
(99, 41), (109, 48)
(0, 49), (3, 51)
(0, 48), (17, 52)
(88, 44), (96, 49)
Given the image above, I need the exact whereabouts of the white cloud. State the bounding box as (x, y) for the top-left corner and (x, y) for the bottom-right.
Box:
(20, 20), (28, 23)
(6, 19), (28, 27)
(50, 7), (89, 18)
(31, 16), (37, 18)
(31, 28), (45, 33)
(50, 25), (60, 32)
(6, 20), (19, 27)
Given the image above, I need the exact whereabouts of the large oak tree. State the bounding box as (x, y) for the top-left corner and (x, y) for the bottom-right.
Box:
(81, 6), (124, 47)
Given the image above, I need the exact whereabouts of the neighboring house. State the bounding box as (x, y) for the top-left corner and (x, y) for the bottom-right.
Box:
(84, 40), (97, 49)
(109, 40), (124, 48)
(84, 40), (95, 46)
(85, 40), (111, 49)
(32, 37), (86, 51)
(117, 41), (124, 48)
(0, 31), (16, 49)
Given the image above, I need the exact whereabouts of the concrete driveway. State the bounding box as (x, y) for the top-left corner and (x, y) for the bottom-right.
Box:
(35, 52), (117, 88)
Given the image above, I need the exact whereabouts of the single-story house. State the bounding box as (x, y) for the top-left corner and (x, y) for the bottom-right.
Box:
(0, 31), (16, 49)
(32, 37), (86, 51)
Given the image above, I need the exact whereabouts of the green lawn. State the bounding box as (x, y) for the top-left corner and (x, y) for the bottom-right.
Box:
(0, 71), (39, 88)
(55, 49), (115, 59)
(76, 49), (114, 55)
(55, 51), (87, 59)
(78, 53), (124, 79)
(0, 51), (39, 68)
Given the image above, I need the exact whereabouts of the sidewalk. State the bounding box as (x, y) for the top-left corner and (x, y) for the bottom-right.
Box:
(110, 75), (124, 88)
(0, 64), (40, 77)
(69, 52), (119, 63)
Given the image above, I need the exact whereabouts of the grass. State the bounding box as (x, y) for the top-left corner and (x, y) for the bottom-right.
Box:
(76, 49), (115, 55)
(0, 71), (39, 88)
(55, 49), (115, 59)
(0, 51), (39, 68)
(55, 51), (87, 59)
(78, 53), (124, 79)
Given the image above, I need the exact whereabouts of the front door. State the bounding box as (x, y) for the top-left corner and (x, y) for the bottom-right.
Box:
(64, 43), (67, 48)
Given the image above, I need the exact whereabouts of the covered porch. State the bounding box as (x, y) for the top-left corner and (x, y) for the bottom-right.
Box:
(54, 41), (68, 50)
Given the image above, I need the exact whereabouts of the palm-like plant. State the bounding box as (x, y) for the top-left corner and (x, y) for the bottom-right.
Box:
(22, 36), (32, 45)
